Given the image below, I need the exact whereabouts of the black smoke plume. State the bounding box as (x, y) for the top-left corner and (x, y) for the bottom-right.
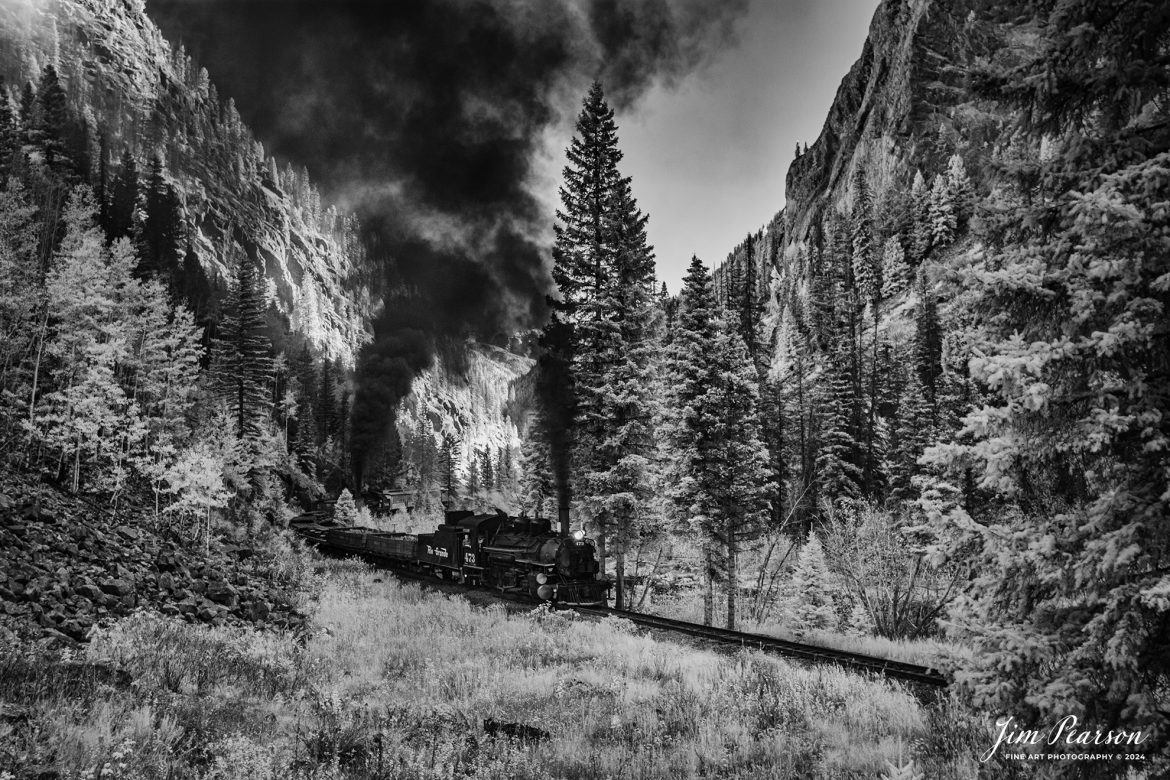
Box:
(146, 0), (748, 488)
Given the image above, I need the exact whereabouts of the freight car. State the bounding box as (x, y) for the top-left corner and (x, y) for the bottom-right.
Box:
(291, 509), (610, 606)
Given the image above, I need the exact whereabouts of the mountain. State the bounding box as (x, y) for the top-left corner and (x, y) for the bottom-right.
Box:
(0, 0), (370, 365)
(0, 0), (534, 497)
(715, 0), (1027, 303)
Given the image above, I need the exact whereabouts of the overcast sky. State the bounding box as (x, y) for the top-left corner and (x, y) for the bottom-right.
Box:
(620, 0), (877, 291)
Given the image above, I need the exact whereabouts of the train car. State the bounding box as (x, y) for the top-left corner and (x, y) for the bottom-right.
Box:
(324, 526), (378, 554)
(417, 524), (463, 575)
(366, 532), (416, 562)
(293, 507), (609, 606)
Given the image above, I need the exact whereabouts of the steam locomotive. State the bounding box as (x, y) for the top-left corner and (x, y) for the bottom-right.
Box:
(291, 509), (610, 606)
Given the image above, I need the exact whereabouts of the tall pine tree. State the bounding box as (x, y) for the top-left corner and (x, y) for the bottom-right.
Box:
(214, 243), (272, 442)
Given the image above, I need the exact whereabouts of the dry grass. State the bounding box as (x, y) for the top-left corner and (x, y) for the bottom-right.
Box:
(0, 555), (1007, 779)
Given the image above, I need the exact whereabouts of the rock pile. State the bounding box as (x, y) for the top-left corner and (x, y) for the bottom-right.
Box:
(0, 473), (307, 643)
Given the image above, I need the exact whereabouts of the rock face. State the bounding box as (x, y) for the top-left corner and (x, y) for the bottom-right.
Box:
(714, 0), (1029, 359)
(782, 0), (998, 241)
(0, 472), (307, 643)
(400, 342), (534, 480)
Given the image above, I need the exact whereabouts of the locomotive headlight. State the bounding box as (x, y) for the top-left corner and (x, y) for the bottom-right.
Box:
(572, 529), (585, 541)
(536, 573), (548, 585)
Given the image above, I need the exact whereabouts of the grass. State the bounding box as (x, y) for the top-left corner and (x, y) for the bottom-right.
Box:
(642, 589), (971, 670)
(0, 554), (1013, 779)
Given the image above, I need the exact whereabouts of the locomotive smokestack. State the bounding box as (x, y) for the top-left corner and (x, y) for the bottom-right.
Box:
(558, 502), (570, 537)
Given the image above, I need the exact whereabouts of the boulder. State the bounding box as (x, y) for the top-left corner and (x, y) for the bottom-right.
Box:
(98, 579), (132, 597)
(206, 581), (239, 607)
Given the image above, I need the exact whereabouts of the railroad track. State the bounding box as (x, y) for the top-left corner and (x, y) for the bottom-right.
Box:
(306, 539), (949, 689)
(573, 606), (949, 688)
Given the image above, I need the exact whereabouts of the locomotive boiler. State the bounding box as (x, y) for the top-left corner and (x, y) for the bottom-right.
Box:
(293, 508), (609, 606)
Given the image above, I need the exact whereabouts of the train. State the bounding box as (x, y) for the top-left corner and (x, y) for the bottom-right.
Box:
(290, 509), (610, 606)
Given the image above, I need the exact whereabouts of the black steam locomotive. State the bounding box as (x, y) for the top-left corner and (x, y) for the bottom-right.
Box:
(291, 509), (610, 606)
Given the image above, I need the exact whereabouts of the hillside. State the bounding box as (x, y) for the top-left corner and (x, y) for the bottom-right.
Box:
(0, 0), (370, 365)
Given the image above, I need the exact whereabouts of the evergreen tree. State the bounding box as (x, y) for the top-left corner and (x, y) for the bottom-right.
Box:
(880, 236), (909, 299)
(137, 154), (185, 290)
(35, 65), (71, 176)
(542, 82), (658, 607)
(845, 600), (875, 637)
(945, 153), (974, 231)
(214, 246), (273, 442)
(912, 271), (942, 408)
(18, 82), (36, 141)
(334, 487), (358, 525)
(290, 344), (318, 459)
(909, 170), (932, 263)
(665, 256), (772, 628)
(479, 447), (494, 493)
(576, 172), (658, 609)
(465, 454), (479, 496)
(850, 168), (879, 306)
(786, 533), (838, 632)
(438, 433), (460, 503)
(928, 173), (956, 248)
(317, 357), (339, 442)
(888, 365), (931, 502)
(0, 77), (18, 181)
(536, 81), (623, 516)
(107, 149), (138, 241)
(815, 225), (864, 504)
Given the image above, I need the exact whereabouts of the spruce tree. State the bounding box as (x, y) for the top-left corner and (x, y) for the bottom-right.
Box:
(786, 533), (839, 632)
(945, 153), (974, 231)
(909, 170), (932, 264)
(35, 65), (71, 176)
(334, 487), (358, 525)
(880, 236), (909, 299)
(665, 256), (771, 628)
(815, 224), (864, 504)
(108, 149), (139, 241)
(888, 365), (931, 503)
(214, 246), (273, 442)
(0, 77), (18, 182)
(928, 173), (956, 248)
(912, 271), (943, 408)
(850, 169), (879, 306)
(137, 154), (185, 290)
(542, 82), (659, 608)
(537, 81), (623, 516)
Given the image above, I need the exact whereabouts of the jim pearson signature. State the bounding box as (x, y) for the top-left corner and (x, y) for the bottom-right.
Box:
(982, 715), (1148, 762)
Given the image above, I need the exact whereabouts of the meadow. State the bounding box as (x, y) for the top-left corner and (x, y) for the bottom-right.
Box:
(0, 555), (1012, 779)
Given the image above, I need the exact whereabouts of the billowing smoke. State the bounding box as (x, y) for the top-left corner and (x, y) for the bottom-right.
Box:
(146, 0), (748, 487)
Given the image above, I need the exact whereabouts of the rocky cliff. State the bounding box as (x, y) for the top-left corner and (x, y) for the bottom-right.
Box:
(0, 0), (371, 365)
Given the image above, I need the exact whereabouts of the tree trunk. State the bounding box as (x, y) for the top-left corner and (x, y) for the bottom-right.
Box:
(703, 548), (714, 626)
(614, 549), (625, 610)
(726, 527), (737, 631)
(634, 547), (665, 610)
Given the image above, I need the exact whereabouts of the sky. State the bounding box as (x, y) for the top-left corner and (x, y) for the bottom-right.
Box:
(617, 0), (877, 291)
